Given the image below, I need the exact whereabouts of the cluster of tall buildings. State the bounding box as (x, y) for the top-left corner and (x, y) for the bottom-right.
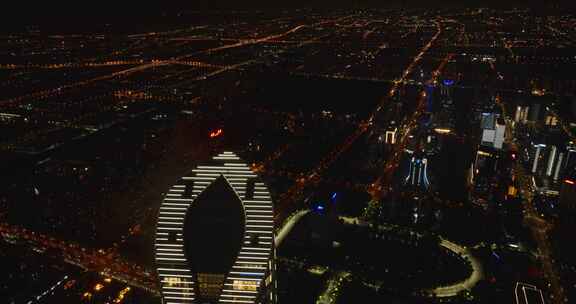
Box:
(470, 88), (576, 210)
(473, 94), (576, 211)
(512, 100), (576, 209)
(528, 142), (576, 183)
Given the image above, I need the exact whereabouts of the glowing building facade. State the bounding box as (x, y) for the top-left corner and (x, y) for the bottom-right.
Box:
(155, 151), (276, 304)
(404, 151), (431, 190)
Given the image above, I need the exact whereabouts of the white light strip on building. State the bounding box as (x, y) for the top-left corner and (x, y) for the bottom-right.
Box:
(246, 225), (274, 228)
(243, 202), (270, 206)
(246, 230), (273, 234)
(222, 289), (258, 294)
(194, 182), (249, 187)
(159, 273), (192, 278)
(155, 244), (183, 247)
(186, 176), (216, 180)
(249, 235), (272, 239)
(195, 166), (252, 171)
(192, 171), (255, 176)
(220, 294), (257, 298)
(238, 256), (269, 260)
(157, 268), (191, 272)
(193, 173), (253, 178)
(163, 291), (193, 295)
(162, 202), (190, 206)
(229, 271), (264, 276)
(239, 250), (269, 255)
(157, 227), (183, 231)
(160, 280), (193, 285)
(157, 253), (185, 257)
(164, 296), (196, 300)
(244, 205), (272, 208)
(219, 299), (254, 303)
(227, 277), (261, 281)
(219, 152), (239, 157)
(158, 221), (183, 225)
(235, 261), (267, 265)
(241, 247), (270, 251)
(162, 203), (190, 207)
(233, 265), (266, 269)
(156, 257), (187, 261)
(224, 163), (250, 167)
(164, 198), (193, 202)
(159, 212), (186, 215)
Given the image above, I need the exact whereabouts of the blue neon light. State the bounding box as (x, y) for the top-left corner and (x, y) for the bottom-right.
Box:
(443, 79), (455, 86)
(492, 251), (501, 261)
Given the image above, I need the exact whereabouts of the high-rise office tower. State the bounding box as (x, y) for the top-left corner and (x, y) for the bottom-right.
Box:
(155, 151), (276, 304)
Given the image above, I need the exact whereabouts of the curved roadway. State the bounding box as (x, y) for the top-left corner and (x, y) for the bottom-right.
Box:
(339, 216), (483, 298)
(428, 238), (483, 297)
(275, 209), (311, 246)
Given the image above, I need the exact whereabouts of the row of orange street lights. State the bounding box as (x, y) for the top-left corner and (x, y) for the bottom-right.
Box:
(369, 20), (459, 200)
(1, 15), (354, 109)
(274, 19), (445, 226)
(0, 222), (159, 293)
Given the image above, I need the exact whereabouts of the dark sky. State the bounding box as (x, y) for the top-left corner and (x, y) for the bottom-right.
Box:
(1, 0), (574, 27)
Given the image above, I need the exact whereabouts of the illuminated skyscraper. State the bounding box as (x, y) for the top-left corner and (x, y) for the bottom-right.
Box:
(155, 151), (276, 304)
(480, 113), (506, 150)
(403, 151), (431, 190)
